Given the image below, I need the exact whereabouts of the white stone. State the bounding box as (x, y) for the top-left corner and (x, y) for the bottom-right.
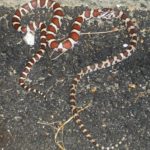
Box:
(23, 31), (35, 46)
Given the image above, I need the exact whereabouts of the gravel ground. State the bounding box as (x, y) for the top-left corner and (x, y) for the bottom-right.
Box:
(0, 4), (150, 150)
(1, 0), (150, 10)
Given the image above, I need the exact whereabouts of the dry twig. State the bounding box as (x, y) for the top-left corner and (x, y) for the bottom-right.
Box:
(38, 102), (92, 150)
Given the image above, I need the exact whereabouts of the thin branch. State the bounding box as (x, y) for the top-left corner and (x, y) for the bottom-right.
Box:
(81, 27), (120, 35)
(54, 102), (92, 150)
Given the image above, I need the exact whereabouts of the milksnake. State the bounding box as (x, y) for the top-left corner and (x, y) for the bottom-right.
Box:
(12, 0), (64, 98)
(12, 0), (138, 149)
(12, 0), (110, 98)
(70, 9), (138, 150)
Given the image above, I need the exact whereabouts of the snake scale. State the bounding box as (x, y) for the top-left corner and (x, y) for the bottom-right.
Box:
(12, 0), (138, 149)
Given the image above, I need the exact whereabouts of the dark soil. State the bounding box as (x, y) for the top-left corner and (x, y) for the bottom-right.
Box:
(0, 5), (150, 150)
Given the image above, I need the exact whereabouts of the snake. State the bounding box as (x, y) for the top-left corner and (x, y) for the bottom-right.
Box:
(69, 8), (138, 150)
(12, 0), (138, 149)
(12, 0), (77, 98)
(12, 0), (64, 98)
(12, 0), (116, 99)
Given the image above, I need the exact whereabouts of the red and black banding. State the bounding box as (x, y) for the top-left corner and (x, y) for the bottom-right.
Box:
(47, 24), (57, 33)
(18, 23), (47, 98)
(12, 0), (64, 98)
(12, 0), (63, 34)
(40, 0), (47, 7)
(50, 40), (59, 49)
(13, 2), (138, 148)
(50, 8), (103, 52)
(93, 9), (101, 17)
(70, 8), (138, 149)
(85, 9), (91, 18)
(69, 32), (80, 41)
(46, 2), (64, 49)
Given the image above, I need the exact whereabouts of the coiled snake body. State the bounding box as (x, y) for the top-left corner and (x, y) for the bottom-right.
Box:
(12, 0), (138, 149)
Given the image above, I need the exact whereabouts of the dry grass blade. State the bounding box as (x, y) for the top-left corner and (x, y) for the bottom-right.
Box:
(37, 102), (92, 150)
(54, 102), (92, 150)
(81, 27), (120, 35)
